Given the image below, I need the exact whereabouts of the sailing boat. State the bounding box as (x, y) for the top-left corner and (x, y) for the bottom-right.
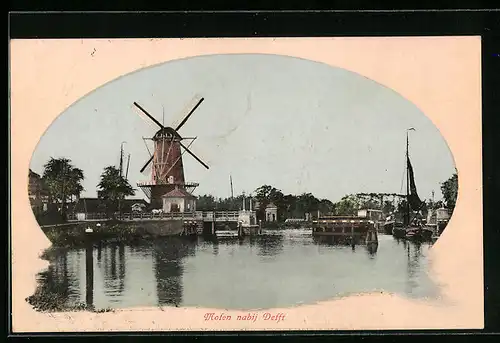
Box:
(392, 129), (434, 242)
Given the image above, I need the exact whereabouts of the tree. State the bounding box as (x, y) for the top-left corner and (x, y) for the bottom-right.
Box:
(254, 185), (286, 221)
(42, 157), (84, 219)
(334, 194), (360, 215)
(318, 199), (335, 215)
(196, 195), (217, 211)
(97, 166), (135, 217)
(295, 193), (320, 218)
(382, 200), (395, 215)
(441, 173), (458, 213)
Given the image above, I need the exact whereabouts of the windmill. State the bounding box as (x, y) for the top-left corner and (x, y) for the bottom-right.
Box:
(133, 95), (209, 208)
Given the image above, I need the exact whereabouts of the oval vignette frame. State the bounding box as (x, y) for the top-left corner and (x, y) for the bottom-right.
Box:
(11, 38), (483, 332)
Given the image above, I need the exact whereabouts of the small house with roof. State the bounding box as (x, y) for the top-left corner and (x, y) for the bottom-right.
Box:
(120, 198), (149, 213)
(265, 202), (278, 222)
(161, 186), (197, 213)
(70, 198), (104, 220)
(131, 202), (147, 212)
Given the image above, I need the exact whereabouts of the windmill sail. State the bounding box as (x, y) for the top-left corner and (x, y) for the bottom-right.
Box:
(132, 96), (208, 207)
(406, 155), (422, 211)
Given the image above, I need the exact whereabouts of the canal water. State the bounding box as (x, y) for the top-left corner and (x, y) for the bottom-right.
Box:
(32, 229), (440, 311)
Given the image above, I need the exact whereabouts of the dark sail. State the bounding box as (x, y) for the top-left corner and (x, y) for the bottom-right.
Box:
(407, 155), (422, 211)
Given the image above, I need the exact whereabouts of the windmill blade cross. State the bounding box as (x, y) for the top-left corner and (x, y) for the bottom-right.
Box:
(179, 141), (209, 170)
(133, 102), (164, 129)
(139, 155), (154, 173)
(142, 137), (153, 156)
(175, 97), (204, 131)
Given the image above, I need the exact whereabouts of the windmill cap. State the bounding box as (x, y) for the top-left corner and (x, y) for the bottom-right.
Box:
(153, 127), (182, 140)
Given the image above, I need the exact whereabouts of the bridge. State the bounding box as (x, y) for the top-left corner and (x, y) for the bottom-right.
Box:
(67, 210), (247, 223)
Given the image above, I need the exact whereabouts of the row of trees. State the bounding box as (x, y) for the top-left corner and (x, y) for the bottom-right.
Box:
(196, 187), (336, 222)
(199, 173), (458, 222)
(37, 157), (135, 220)
(35, 157), (459, 222)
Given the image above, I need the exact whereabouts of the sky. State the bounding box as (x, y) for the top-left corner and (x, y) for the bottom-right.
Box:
(29, 54), (456, 203)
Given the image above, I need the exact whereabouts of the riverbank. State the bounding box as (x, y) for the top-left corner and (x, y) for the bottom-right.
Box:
(41, 219), (187, 246)
(261, 222), (312, 230)
(26, 288), (114, 313)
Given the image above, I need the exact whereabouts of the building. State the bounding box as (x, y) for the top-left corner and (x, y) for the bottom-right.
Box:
(120, 199), (150, 213)
(426, 206), (451, 225)
(265, 202), (278, 222)
(357, 209), (383, 222)
(239, 196), (257, 226)
(69, 197), (149, 220)
(70, 198), (105, 220)
(161, 186), (197, 213)
(28, 169), (49, 215)
(131, 203), (147, 212)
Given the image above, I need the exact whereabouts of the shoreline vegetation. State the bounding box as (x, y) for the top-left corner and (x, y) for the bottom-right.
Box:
(26, 291), (115, 313)
(25, 249), (115, 313)
(30, 157), (458, 236)
(40, 220), (188, 247)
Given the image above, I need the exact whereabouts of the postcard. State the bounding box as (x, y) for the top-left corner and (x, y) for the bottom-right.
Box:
(9, 37), (483, 332)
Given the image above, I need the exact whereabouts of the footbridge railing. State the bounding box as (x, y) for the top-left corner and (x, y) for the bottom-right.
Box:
(67, 211), (243, 222)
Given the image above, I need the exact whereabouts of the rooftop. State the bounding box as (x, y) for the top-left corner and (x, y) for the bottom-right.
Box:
(266, 202), (278, 209)
(161, 187), (196, 199)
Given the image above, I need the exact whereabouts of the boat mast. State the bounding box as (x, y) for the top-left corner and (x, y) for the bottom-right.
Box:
(126, 153), (131, 180)
(230, 174), (234, 199)
(119, 142), (126, 177)
(406, 130), (410, 225)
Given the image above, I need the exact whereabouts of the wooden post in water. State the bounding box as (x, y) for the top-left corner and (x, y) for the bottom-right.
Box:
(238, 221), (243, 238)
(351, 222), (355, 248)
(85, 241), (94, 309)
(211, 211), (215, 235)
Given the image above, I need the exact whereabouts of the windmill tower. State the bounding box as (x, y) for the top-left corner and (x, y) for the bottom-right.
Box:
(133, 96), (209, 208)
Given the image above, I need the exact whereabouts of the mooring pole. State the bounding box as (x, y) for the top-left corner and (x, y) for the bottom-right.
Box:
(85, 241), (94, 309)
(351, 223), (355, 249)
(211, 211), (215, 235)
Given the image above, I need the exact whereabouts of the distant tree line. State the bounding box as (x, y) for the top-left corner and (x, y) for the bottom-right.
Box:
(196, 186), (336, 222)
(197, 174), (459, 222)
(31, 157), (458, 223)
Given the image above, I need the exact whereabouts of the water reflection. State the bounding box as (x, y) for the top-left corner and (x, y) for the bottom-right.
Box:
(153, 238), (196, 307)
(366, 243), (378, 257)
(85, 244), (93, 308)
(31, 231), (439, 311)
(256, 235), (284, 257)
(313, 235), (379, 256)
(96, 243), (126, 301)
(403, 240), (429, 295)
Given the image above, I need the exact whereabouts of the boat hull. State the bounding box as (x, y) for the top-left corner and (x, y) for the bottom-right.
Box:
(383, 221), (395, 235)
(393, 226), (433, 242)
(392, 226), (406, 239)
(312, 216), (378, 245)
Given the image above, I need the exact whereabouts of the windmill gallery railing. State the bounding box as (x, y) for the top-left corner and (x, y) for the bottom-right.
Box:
(66, 211), (242, 222)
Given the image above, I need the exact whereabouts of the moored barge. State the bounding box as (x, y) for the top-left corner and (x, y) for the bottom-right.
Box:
(311, 215), (378, 245)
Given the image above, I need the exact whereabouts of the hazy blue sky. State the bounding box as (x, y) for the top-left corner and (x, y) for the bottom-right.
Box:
(30, 54), (456, 202)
